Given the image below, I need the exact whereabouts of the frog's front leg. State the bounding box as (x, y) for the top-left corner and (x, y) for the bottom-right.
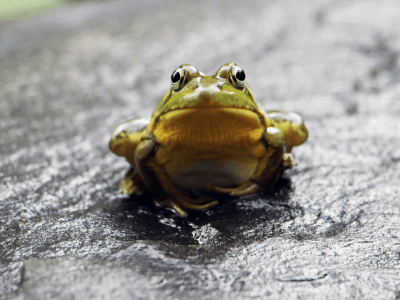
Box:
(135, 140), (218, 217)
(109, 118), (150, 195)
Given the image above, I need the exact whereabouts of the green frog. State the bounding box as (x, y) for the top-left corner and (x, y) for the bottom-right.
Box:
(109, 63), (308, 217)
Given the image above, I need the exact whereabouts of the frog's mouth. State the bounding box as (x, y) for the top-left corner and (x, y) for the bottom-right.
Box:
(153, 107), (265, 148)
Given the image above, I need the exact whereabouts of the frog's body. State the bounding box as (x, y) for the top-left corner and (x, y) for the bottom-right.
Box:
(109, 63), (308, 217)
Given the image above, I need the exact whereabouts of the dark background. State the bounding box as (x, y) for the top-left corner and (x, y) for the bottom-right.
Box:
(1, 0), (400, 299)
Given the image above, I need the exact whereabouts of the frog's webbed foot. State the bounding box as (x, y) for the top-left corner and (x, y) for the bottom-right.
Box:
(155, 196), (218, 217)
(119, 167), (147, 196)
(207, 181), (264, 197)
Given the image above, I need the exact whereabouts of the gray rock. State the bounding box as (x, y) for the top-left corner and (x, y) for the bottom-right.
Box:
(1, 0), (400, 299)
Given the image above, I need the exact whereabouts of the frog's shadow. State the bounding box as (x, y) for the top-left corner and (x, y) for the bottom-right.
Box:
(106, 177), (299, 246)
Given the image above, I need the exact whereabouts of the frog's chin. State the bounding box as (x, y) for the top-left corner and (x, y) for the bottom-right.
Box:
(153, 107), (265, 148)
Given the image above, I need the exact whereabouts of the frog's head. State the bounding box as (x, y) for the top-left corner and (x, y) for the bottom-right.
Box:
(153, 63), (263, 116)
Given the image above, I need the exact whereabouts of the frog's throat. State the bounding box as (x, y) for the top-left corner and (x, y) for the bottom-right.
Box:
(152, 108), (267, 149)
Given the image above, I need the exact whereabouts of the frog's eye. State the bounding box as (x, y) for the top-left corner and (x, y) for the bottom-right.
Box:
(229, 65), (246, 90)
(171, 67), (186, 91)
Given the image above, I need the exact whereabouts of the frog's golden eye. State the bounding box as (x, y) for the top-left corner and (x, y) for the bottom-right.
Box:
(171, 67), (186, 91)
(229, 65), (246, 90)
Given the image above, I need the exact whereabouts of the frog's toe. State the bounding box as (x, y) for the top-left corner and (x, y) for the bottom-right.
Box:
(206, 185), (236, 194)
(155, 196), (217, 217)
(155, 198), (188, 217)
(119, 170), (147, 195)
(227, 183), (264, 196)
(119, 179), (134, 195)
(119, 178), (137, 195)
(177, 196), (218, 211)
(207, 182), (264, 197)
(282, 153), (298, 169)
(186, 197), (217, 205)
(120, 179), (146, 195)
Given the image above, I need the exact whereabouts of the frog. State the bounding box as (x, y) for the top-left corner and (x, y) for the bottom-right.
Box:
(109, 63), (308, 217)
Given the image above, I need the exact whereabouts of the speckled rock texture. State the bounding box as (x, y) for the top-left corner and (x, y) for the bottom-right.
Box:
(1, 0), (400, 299)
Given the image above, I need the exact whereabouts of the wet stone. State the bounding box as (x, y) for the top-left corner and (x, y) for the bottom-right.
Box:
(1, 0), (400, 299)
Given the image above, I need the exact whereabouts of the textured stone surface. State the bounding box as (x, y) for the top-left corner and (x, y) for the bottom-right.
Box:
(1, 0), (400, 299)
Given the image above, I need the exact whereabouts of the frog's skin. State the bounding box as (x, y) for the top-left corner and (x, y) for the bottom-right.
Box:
(109, 63), (308, 217)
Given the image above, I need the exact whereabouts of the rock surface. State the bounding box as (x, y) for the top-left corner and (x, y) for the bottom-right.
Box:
(1, 0), (400, 299)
